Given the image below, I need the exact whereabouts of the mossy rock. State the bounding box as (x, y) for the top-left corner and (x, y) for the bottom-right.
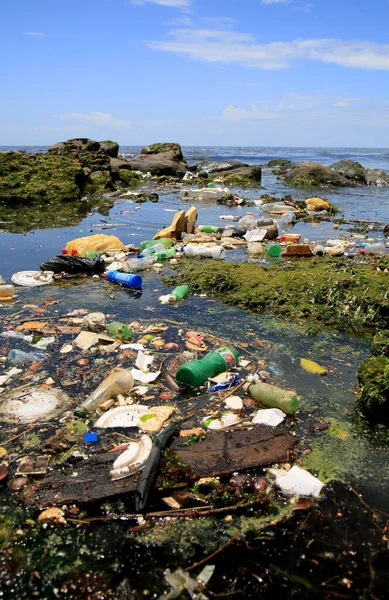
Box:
(99, 140), (119, 158)
(118, 169), (143, 187)
(357, 357), (389, 422)
(141, 142), (184, 161)
(166, 258), (389, 334)
(283, 162), (350, 188)
(371, 330), (389, 357)
(267, 158), (293, 170)
(0, 152), (84, 204)
(218, 166), (262, 187)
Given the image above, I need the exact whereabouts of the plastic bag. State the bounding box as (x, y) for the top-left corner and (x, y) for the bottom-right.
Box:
(40, 255), (106, 275)
(65, 234), (126, 255)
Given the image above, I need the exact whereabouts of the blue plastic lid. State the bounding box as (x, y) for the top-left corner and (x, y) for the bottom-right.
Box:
(84, 431), (98, 443)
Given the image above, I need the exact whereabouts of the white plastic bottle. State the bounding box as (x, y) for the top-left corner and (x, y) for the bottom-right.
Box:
(364, 243), (385, 256)
(184, 245), (226, 259)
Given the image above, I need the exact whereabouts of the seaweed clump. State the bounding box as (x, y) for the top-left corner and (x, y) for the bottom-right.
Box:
(357, 357), (389, 423)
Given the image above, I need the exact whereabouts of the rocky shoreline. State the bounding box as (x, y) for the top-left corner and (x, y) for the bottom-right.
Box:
(2, 139), (388, 208)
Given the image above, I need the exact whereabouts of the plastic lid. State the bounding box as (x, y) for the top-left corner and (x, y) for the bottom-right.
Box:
(74, 407), (87, 419)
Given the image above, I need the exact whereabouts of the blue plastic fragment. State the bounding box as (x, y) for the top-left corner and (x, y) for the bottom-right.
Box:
(84, 431), (98, 443)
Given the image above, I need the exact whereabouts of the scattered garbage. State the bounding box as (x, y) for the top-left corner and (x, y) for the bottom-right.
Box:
(40, 255), (105, 276)
(180, 187), (229, 201)
(105, 271), (142, 289)
(8, 349), (46, 365)
(252, 408), (286, 427)
(266, 242), (282, 258)
(203, 412), (241, 430)
(270, 465), (324, 498)
(64, 233), (126, 255)
(74, 368), (134, 417)
(110, 435), (153, 480)
(0, 283), (16, 300)
(12, 271), (54, 286)
(184, 245), (225, 259)
(107, 321), (132, 341)
(176, 347), (239, 387)
(300, 358), (328, 375)
(159, 285), (189, 304)
(94, 405), (148, 428)
(0, 387), (70, 423)
(244, 381), (300, 414)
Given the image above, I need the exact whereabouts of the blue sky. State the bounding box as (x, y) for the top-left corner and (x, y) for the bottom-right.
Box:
(1, 0), (389, 146)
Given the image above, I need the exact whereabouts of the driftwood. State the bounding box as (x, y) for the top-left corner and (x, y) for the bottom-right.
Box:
(173, 425), (297, 477)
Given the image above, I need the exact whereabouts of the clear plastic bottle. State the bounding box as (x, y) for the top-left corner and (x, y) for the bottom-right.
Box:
(364, 243), (386, 256)
(8, 349), (46, 365)
(184, 245), (225, 259)
(74, 368), (134, 417)
(0, 285), (15, 300)
(139, 243), (166, 258)
(122, 257), (157, 273)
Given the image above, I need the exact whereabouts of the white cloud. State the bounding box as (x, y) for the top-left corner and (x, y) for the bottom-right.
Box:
(131, 0), (191, 7)
(221, 104), (279, 122)
(24, 31), (45, 36)
(146, 29), (389, 71)
(58, 112), (132, 129)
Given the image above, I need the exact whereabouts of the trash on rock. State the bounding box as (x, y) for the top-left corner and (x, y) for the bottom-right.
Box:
(252, 408), (286, 427)
(40, 255), (105, 276)
(64, 233), (126, 255)
(74, 367), (134, 417)
(110, 435), (153, 480)
(12, 271), (54, 287)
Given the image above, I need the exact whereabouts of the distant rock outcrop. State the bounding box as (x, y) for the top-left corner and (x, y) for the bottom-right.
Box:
(279, 159), (389, 188)
(125, 142), (188, 177)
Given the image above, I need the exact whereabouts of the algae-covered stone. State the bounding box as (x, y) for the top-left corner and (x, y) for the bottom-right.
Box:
(217, 166), (262, 187)
(118, 169), (143, 187)
(330, 160), (366, 184)
(357, 357), (389, 423)
(371, 330), (389, 357)
(0, 152), (84, 204)
(283, 162), (349, 188)
(267, 158), (294, 171)
(99, 140), (119, 158)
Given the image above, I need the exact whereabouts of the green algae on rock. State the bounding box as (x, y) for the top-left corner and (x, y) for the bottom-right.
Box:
(371, 330), (389, 357)
(166, 258), (389, 334)
(357, 357), (389, 422)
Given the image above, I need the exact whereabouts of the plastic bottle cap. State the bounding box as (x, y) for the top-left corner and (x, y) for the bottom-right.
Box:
(71, 249), (78, 255)
(74, 407), (87, 418)
(61, 248), (68, 255)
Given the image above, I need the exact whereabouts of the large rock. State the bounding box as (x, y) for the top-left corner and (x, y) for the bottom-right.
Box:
(330, 160), (366, 184)
(282, 161), (350, 187)
(48, 138), (111, 172)
(99, 140), (119, 158)
(364, 168), (389, 187)
(126, 142), (188, 177)
(196, 160), (247, 176)
(0, 151), (85, 204)
(216, 166), (262, 187)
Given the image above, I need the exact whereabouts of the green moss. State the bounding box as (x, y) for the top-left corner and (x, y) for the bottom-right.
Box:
(371, 330), (389, 357)
(0, 153), (84, 204)
(167, 258), (389, 334)
(357, 357), (389, 422)
(118, 169), (143, 187)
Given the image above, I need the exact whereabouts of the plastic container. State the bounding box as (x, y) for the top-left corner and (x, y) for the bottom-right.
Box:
(0, 284), (15, 301)
(65, 234), (126, 255)
(313, 244), (326, 257)
(184, 245), (225, 259)
(74, 367), (134, 417)
(237, 215), (256, 232)
(155, 248), (176, 261)
(364, 243), (386, 256)
(262, 203), (295, 214)
(139, 239), (174, 251)
(122, 257), (157, 273)
(266, 243), (282, 258)
(8, 349), (46, 365)
(105, 271), (142, 289)
(198, 225), (223, 234)
(280, 212), (296, 225)
(107, 322), (132, 341)
(279, 234), (301, 243)
(170, 285), (189, 302)
(175, 347), (239, 387)
(139, 243), (166, 258)
(244, 381), (300, 415)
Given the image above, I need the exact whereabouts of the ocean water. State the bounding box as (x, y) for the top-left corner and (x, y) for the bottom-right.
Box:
(2, 145), (389, 170)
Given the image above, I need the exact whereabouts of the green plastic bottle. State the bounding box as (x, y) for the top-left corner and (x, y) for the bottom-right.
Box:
(244, 381), (300, 414)
(107, 321), (132, 341)
(170, 285), (189, 301)
(139, 238), (174, 252)
(199, 226), (223, 234)
(82, 251), (99, 258)
(156, 248), (176, 261)
(175, 347), (239, 387)
(266, 243), (282, 258)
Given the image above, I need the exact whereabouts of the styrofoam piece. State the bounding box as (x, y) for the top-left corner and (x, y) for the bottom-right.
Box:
(131, 369), (161, 383)
(224, 396), (243, 410)
(94, 405), (148, 428)
(11, 271), (54, 287)
(243, 229), (267, 242)
(110, 435), (152, 480)
(271, 465), (324, 497)
(252, 408), (286, 427)
(0, 387), (70, 423)
(203, 412), (241, 430)
(135, 350), (154, 371)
